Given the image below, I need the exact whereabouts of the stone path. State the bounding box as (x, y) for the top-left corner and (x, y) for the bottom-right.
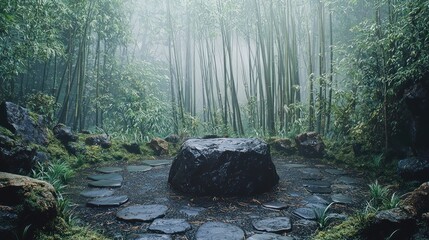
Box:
(68, 157), (368, 240)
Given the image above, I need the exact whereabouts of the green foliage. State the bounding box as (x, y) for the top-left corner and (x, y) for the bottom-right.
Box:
(32, 161), (74, 193)
(314, 202), (336, 230)
(25, 93), (60, 124)
(367, 180), (400, 211)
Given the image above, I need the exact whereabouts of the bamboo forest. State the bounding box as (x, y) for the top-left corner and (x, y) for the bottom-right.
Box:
(0, 0), (429, 239)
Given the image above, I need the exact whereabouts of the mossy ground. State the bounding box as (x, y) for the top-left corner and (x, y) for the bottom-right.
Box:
(313, 213), (375, 240)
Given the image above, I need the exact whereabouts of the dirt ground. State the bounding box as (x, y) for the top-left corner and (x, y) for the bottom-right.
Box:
(66, 155), (370, 240)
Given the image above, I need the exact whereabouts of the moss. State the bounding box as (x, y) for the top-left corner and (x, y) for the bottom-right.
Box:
(0, 125), (14, 137)
(35, 217), (110, 240)
(313, 213), (375, 240)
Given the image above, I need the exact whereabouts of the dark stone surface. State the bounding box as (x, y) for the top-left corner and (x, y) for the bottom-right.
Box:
(302, 195), (329, 206)
(252, 217), (292, 233)
(87, 195), (128, 207)
(0, 136), (36, 174)
(0, 102), (48, 146)
(143, 160), (172, 167)
(168, 138), (279, 196)
(295, 132), (325, 158)
(331, 194), (353, 205)
(148, 218), (191, 234)
(123, 143), (142, 154)
(85, 134), (111, 148)
(324, 169), (346, 175)
(196, 221), (245, 240)
(294, 132), (325, 158)
(0, 172), (57, 239)
(305, 185), (332, 194)
(116, 204), (168, 222)
(88, 173), (123, 181)
(398, 157), (429, 181)
(293, 208), (317, 220)
(337, 176), (359, 185)
(299, 168), (323, 180)
(404, 81), (429, 155)
(53, 123), (77, 144)
(364, 208), (416, 240)
(179, 206), (205, 217)
(88, 179), (122, 188)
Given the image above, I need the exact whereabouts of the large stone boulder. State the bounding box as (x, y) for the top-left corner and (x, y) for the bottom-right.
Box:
(168, 138), (279, 196)
(295, 132), (325, 158)
(401, 181), (429, 219)
(0, 172), (58, 239)
(398, 157), (429, 181)
(0, 102), (48, 146)
(364, 208), (416, 240)
(0, 132), (36, 174)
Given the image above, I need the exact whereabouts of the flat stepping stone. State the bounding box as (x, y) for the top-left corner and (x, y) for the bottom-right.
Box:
(80, 189), (114, 198)
(299, 168), (323, 180)
(293, 208), (317, 220)
(302, 195), (329, 206)
(88, 179), (122, 188)
(127, 165), (153, 172)
(142, 160), (172, 167)
(87, 195), (128, 207)
(331, 194), (353, 204)
(325, 169), (346, 175)
(180, 206), (205, 217)
(337, 176), (359, 185)
(196, 221), (245, 240)
(88, 173), (123, 181)
(131, 234), (172, 240)
(116, 204), (168, 222)
(247, 233), (294, 240)
(284, 164), (307, 168)
(149, 219), (191, 234)
(96, 167), (123, 173)
(305, 185), (332, 194)
(262, 201), (289, 210)
(252, 217), (292, 233)
(303, 181), (331, 188)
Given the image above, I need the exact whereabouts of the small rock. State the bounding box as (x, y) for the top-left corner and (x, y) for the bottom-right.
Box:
(53, 123), (78, 144)
(305, 186), (332, 194)
(196, 221), (245, 240)
(252, 217), (292, 233)
(116, 204), (168, 222)
(302, 195), (329, 206)
(147, 138), (169, 155)
(87, 195), (128, 207)
(337, 176), (359, 185)
(164, 134), (180, 144)
(299, 168), (323, 180)
(85, 134), (111, 148)
(149, 219), (191, 234)
(271, 138), (296, 155)
(295, 132), (325, 158)
(123, 143), (142, 154)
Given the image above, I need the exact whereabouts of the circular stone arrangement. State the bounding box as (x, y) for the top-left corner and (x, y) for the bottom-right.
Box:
(71, 153), (367, 240)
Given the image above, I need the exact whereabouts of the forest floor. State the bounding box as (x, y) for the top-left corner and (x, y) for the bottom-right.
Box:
(66, 155), (370, 240)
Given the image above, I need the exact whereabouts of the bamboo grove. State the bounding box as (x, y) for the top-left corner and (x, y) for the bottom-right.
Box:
(2, 0), (428, 153)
